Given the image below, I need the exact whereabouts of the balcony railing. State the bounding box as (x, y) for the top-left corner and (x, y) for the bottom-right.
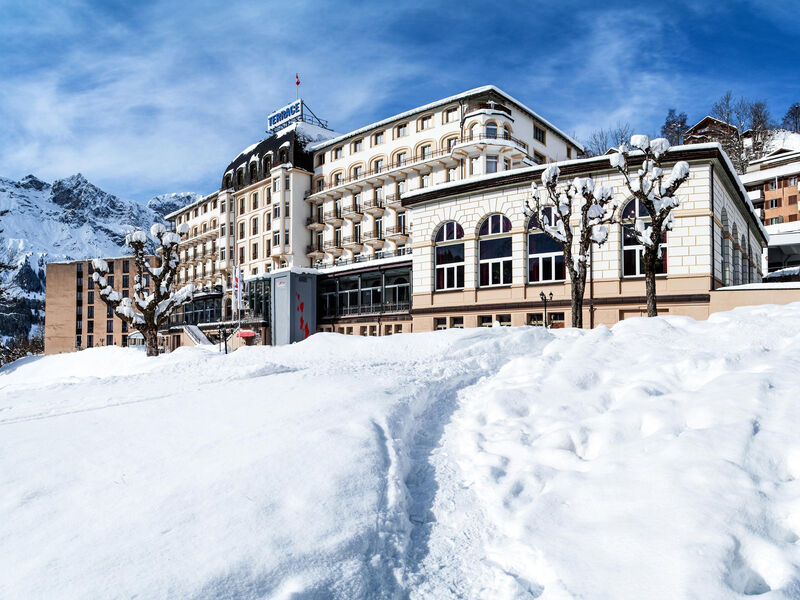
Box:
(333, 301), (411, 317)
(342, 204), (362, 217)
(306, 244), (322, 254)
(341, 236), (362, 246)
(464, 100), (512, 116)
(323, 241), (341, 251)
(385, 226), (406, 236)
(313, 246), (412, 269)
(363, 196), (384, 210)
(323, 210), (342, 220)
(459, 131), (528, 151)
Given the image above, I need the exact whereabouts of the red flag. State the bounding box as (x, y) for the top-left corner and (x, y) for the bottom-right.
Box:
(296, 73), (300, 86)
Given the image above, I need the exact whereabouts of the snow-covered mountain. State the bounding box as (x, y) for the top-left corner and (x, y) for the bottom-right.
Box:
(0, 173), (199, 340)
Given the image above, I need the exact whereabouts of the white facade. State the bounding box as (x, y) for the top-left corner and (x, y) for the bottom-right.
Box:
(306, 86), (583, 269)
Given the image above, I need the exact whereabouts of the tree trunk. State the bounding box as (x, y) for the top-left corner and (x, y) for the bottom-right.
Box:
(571, 278), (584, 328)
(644, 246), (659, 317)
(144, 331), (159, 357)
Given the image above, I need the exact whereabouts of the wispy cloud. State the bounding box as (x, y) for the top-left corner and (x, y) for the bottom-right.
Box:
(1, 0), (798, 200)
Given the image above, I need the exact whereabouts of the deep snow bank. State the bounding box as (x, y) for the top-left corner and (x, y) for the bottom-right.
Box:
(2, 304), (800, 598)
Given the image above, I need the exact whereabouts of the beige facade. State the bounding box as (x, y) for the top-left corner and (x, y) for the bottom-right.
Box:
(44, 258), (154, 354)
(404, 145), (770, 332)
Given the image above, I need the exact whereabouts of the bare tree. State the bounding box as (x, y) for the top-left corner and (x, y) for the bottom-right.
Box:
(526, 167), (618, 328)
(610, 136), (691, 317)
(661, 109), (688, 146)
(90, 224), (194, 356)
(711, 92), (774, 173)
(583, 122), (633, 157)
(782, 103), (800, 133)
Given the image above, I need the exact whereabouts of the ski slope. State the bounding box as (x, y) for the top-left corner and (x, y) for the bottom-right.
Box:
(2, 304), (800, 598)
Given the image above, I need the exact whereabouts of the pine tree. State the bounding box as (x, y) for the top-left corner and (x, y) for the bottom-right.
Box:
(90, 224), (194, 356)
(782, 103), (800, 133)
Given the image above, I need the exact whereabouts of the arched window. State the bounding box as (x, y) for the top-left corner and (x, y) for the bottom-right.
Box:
(731, 223), (740, 285)
(503, 124), (512, 140)
(250, 162), (258, 183)
(419, 144), (432, 159)
(224, 174), (232, 189)
(468, 123), (477, 141)
(434, 221), (465, 290)
(486, 122), (497, 139)
(528, 208), (565, 282)
(721, 208), (731, 286)
(478, 214), (513, 287)
(621, 198), (666, 277)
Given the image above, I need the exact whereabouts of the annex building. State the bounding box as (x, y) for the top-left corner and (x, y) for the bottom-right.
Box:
(44, 86), (800, 354)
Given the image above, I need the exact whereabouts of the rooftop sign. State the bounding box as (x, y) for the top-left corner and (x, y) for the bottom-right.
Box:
(268, 100), (303, 132)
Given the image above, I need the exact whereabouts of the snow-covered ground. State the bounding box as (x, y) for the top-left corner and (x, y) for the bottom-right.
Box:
(3, 305), (800, 598)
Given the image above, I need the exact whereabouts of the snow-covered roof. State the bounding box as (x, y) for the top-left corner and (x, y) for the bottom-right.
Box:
(309, 85), (584, 153)
(717, 282), (800, 290)
(739, 161), (800, 186)
(763, 265), (800, 280)
(164, 191), (218, 221)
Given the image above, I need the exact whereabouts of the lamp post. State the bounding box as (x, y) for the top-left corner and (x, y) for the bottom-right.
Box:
(539, 291), (553, 327)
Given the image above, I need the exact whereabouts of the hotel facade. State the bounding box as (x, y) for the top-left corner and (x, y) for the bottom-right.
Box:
(46, 86), (800, 354)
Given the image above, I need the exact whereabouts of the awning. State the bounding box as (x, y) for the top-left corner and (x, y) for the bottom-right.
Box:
(236, 330), (256, 338)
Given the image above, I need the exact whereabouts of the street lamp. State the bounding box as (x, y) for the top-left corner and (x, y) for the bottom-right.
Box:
(539, 291), (553, 327)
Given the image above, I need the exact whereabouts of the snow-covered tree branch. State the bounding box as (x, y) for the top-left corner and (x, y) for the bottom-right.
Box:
(90, 223), (194, 356)
(610, 135), (691, 317)
(526, 165), (618, 328)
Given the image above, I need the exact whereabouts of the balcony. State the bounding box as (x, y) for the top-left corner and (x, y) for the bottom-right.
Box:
(464, 100), (512, 116)
(363, 196), (385, 214)
(323, 241), (342, 255)
(312, 246), (412, 269)
(385, 226), (408, 240)
(342, 204), (363, 220)
(341, 236), (362, 248)
(306, 215), (325, 230)
(310, 148), (456, 196)
(306, 244), (323, 255)
(324, 210), (343, 224)
(457, 131), (529, 154)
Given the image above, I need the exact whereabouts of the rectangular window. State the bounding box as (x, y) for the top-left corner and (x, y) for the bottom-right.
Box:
(549, 312), (566, 328)
(421, 173), (431, 188)
(87, 334), (93, 347)
(252, 243), (258, 260)
(221, 223), (226, 237)
(396, 123), (407, 137)
(252, 217), (259, 235)
(220, 247), (226, 261)
(353, 139), (363, 152)
(534, 151), (545, 164)
(419, 115), (432, 130)
(273, 231), (281, 247)
(273, 204), (281, 219)
(479, 237), (513, 287)
(334, 147), (343, 159)
(221, 200), (226, 213)
(497, 314), (511, 326)
(479, 315), (493, 327)
(106, 335), (113, 346)
(768, 180), (778, 191)
(445, 108), (458, 123)
(239, 246), (245, 264)
(121, 334), (128, 347)
(769, 198), (780, 209)
(122, 260), (129, 273)
(122, 275), (129, 288)
(789, 176), (798, 187)
(88, 291), (94, 304)
(486, 155), (498, 173)
(107, 262), (114, 274)
(76, 335), (82, 348)
(285, 175), (290, 190)
(470, 157), (480, 175)
(284, 229), (290, 245)
(106, 320), (113, 333)
(273, 179), (279, 192)
(534, 124), (546, 144)
(450, 316), (464, 328)
(240, 197), (245, 213)
(373, 131), (384, 145)
(107, 275), (114, 288)
(252, 193), (258, 209)
(434, 317), (447, 330)
(527, 313), (544, 326)
(435, 243), (465, 290)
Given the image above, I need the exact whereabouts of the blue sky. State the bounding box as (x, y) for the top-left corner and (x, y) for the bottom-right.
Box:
(1, 0), (799, 202)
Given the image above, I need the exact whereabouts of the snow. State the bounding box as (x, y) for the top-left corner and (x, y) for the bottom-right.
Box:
(764, 266), (800, 280)
(4, 304), (800, 598)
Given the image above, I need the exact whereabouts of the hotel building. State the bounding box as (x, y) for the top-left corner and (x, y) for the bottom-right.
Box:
(45, 87), (800, 354)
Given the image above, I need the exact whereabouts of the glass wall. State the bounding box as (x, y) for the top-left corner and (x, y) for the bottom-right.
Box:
(320, 266), (411, 318)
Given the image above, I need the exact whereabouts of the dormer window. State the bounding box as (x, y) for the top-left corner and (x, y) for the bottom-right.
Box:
(333, 146), (343, 159)
(373, 131), (384, 145)
(396, 123), (408, 138)
(352, 139), (363, 152)
(419, 115), (432, 130)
